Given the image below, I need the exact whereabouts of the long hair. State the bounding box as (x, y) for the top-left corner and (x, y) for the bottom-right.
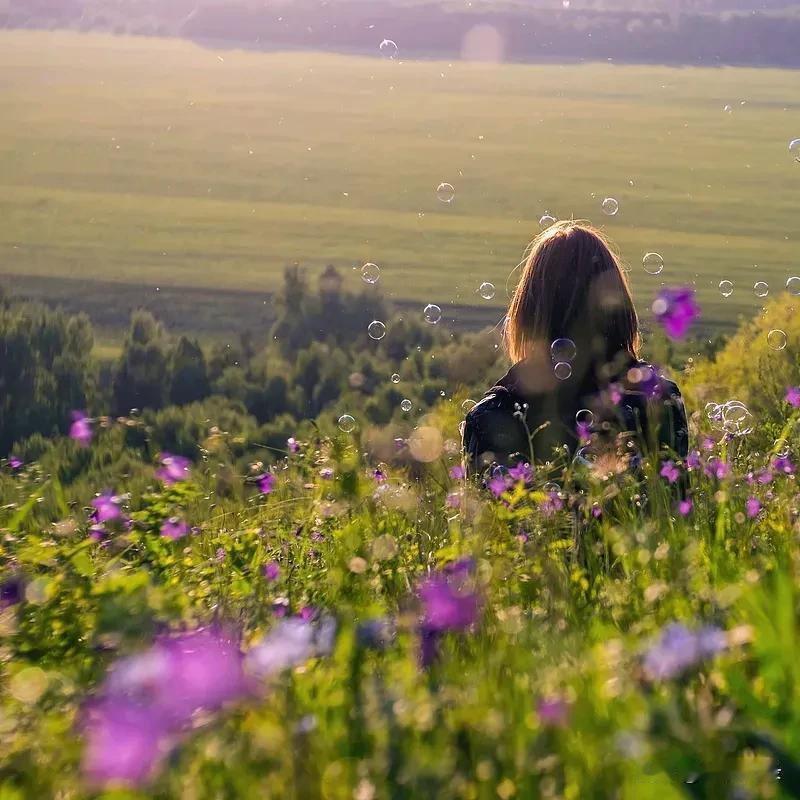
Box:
(503, 222), (640, 371)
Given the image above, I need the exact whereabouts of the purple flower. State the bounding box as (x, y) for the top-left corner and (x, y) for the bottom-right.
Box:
(487, 473), (510, 498)
(642, 622), (727, 681)
(576, 422), (592, 445)
(609, 383), (623, 405)
(449, 465), (465, 481)
(70, 411), (93, 448)
(287, 437), (300, 453)
(419, 575), (479, 633)
(0, 574), (25, 608)
(772, 456), (795, 475)
(540, 491), (563, 517)
(88, 523), (107, 542)
(156, 453), (191, 485)
(678, 499), (693, 516)
(8, 456), (22, 471)
(214, 547), (226, 563)
(660, 460), (680, 485)
(264, 561), (280, 582)
(537, 696), (569, 727)
(702, 437), (716, 451)
(686, 450), (701, 470)
(757, 470), (773, 485)
(786, 387), (800, 408)
(652, 287), (700, 340)
(746, 497), (762, 519)
(374, 468), (387, 484)
(319, 467), (334, 480)
(591, 503), (602, 518)
(704, 457), (729, 480)
(160, 517), (189, 540)
(508, 461), (534, 484)
(257, 473), (276, 494)
(91, 492), (123, 524)
(446, 491), (461, 509)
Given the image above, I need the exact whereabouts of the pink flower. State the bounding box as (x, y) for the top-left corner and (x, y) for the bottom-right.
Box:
(508, 461), (533, 484)
(487, 474), (510, 498)
(660, 460), (680, 484)
(652, 287), (700, 340)
(678, 499), (693, 516)
(419, 575), (479, 633)
(704, 457), (729, 480)
(786, 387), (800, 408)
(537, 696), (569, 727)
(8, 456), (22, 471)
(257, 473), (275, 494)
(449, 465), (465, 480)
(746, 497), (762, 518)
(70, 411), (93, 447)
(160, 517), (189, 540)
(702, 437), (716, 451)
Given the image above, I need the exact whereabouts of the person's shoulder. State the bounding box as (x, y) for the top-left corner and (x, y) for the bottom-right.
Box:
(465, 386), (519, 423)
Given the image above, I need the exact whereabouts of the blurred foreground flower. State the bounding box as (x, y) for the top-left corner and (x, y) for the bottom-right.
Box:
(537, 696), (570, 727)
(160, 518), (189, 540)
(652, 287), (699, 340)
(245, 615), (336, 679)
(156, 453), (191, 485)
(642, 623), (727, 681)
(746, 497), (762, 519)
(8, 455), (22, 470)
(786, 386), (800, 408)
(70, 411), (93, 447)
(659, 460), (680, 484)
(91, 492), (124, 524)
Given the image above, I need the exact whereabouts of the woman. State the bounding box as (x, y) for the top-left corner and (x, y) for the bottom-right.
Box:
(463, 221), (687, 477)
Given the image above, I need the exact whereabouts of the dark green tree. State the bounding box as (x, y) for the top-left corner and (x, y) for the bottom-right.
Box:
(169, 335), (210, 406)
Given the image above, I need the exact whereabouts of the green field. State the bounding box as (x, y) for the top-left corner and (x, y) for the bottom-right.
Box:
(1, 30), (799, 338)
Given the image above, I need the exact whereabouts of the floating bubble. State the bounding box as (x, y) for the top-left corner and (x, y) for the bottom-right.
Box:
(423, 304), (442, 324)
(642, 252), (664, 275)
(550, 338), (577, 363)
(361, 262), (380, 284)
(461, 399), (477, 413)
(478, 282), (496, 300)
(391, 373), (400, 384)
(379, 39), (398, 59)
(539, 213), (557, 228)
(436, 182), (455, 203)
(754, 281), (769, 298)
(601, 197), (619, 216)
(719, 280), (734, 298)
(367, 320), (386, 340)
(705, 402), (722, 421)
(790, 138), (800, 163)
(775, 438), (790, 458)
(767, 329), (787, 351)
(400, 399), (413, 412)
(337, 414), (356, 433)
(723, 104), (733, 113)
(786, 276), (800, 295)
(554, 362), (572, 381)
(576, 409), (594, 427)
(543, 481), (560, 494)
(722, 401), (753, 436)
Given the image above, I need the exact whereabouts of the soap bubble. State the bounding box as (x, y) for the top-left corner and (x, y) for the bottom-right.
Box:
(767, 329), (787, 351)
(705, 402), (721, 420)
(361, 262), (380, 284)
(576, 409), (594, 427)
(723, 104), (733, 113)
(786, 276), (800, 295)
(754, 281), (769, 298)
(722, 401), (753, 436)
(391, 373), (400, 384)
(601, 197), (619, 216)
(400, 399), (413, 412)
(775, 438), (790, 458)
(642, 252), (664, 275)
(719, 280), (734, 298)
(461, 399), (477, 412)
(789, 138), (800, 163)
(550, 338), (577, 363)
(436, 182), (455, 203)
(554, 362), (572, 381)
(379, 39), (398, 59)
(478, 282), (496, 300)
(338, 414), (356, 433)
(539, 213), (557, 228)
(367, 320), (386, 340)
(423, 304), (442, 324)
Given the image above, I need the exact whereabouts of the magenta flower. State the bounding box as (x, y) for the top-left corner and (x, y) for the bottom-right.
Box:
(487, 473), (510, 498)
(757, 470), (773, 485)
(264, 561), (280, 582)
(609, 383), (623, 405)
(449, 465), (465, 481)
(686, 450), (701, 470)
(537, 696), (570, 727)
(678, 499), (693, 516)
(576, 422), (592, 445)
(702, 437), (716, 451)
(652, 287), (700, 340)
(746, 497), (761, 518)
(91, 492), (123, 524)
(509, 461), (534, 484)
(287, 437), (300, 453)
(257, 473), (275, 494)
(540, 491), (564, 517)
(591, 503), (602, 518)
(773, 456), (795, 475)
(704, 457), (729, 480)
(419, 575), (479, 634)
(374, 468), (387, 483)
(660, 460), (680, 484)
(160, 517), (189, 540)
(156, 453), (191, 485)
(786, 387), (800, 408)
(70, 411), (93, 448)
(8, 456), (22, 471)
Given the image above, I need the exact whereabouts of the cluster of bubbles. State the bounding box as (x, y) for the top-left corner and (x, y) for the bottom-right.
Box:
(767, 329), (788, 351)
(720, 277), (799, 299)
(642, 252), (664, 276)
(478, 282), (496, 300)
(367, 320), (386, 340)
(379, 39), (398, 59)
(551, 337), (577, 381)
(338, 414), (356, 433)
(436, 182), (456, 203)
(423, 303), (442, 324)
(754, 281), (769, 298)
(705, 400), (754, 436)
(601, 197), (619, 216)
(361, 262), (380, 284)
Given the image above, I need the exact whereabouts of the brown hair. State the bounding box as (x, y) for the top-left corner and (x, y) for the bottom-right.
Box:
(503, 221), (640, 368)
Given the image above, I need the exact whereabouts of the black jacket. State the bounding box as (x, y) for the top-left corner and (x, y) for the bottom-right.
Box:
(463, 358), (688, 477)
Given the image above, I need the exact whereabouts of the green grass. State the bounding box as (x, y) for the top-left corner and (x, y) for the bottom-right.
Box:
(1, 30), (799, 337)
